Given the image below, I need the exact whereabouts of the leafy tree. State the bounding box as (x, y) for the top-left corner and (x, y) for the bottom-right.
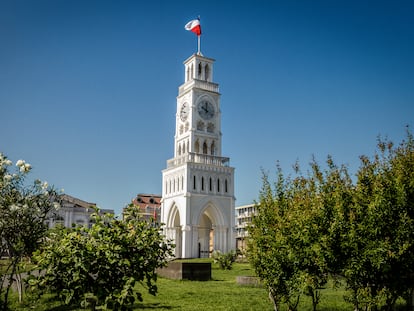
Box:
(340, 130), (414, 310)
(249, 128), (414, 311)
(29, 205), (174, 310)
(0, 153), (60, 309)
(252, 160), (354, 311)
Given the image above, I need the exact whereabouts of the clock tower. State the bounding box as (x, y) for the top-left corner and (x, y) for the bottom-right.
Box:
(161, 53), (235, 258)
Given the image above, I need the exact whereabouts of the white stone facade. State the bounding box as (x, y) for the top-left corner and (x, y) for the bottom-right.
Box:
(47, 194), (114, 228)
(161, 53), (235, 259)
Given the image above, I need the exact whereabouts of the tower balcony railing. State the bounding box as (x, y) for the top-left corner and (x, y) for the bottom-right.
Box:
(179, 79), (219, 94)
(167, 152), (230, 168)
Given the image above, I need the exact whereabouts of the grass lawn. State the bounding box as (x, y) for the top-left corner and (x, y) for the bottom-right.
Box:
(9, 259), (356, 310)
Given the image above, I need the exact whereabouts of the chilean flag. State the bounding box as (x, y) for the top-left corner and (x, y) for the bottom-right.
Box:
(185, 19), (201, 36)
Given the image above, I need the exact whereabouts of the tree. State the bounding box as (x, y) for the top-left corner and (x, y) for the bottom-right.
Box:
(0, 153), (60, 310)
(340, 130), (414, 310)
(249, 128), (414, 311)
(29, 205), (174, 310)
(249, 163), (337, 311)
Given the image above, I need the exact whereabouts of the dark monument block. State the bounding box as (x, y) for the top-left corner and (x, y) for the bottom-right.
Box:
(157, 261), (211, 281)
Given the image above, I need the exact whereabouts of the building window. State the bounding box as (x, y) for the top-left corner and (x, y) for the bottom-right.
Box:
(203, 142), (208, 154)
(225, 179), (228, 193)
(207, 123), (214, 133)
(198, 62), (202, 79)
(210, 140), (215, 154)
(195, 140), (200, 153)
(193, 175), (196, 190)
(209, 177), (212, 191)
(205, 64), (210, 81)
(201, 177), (205, 191)
(197, 121), (205, 131)
(217, 179), (220, 192)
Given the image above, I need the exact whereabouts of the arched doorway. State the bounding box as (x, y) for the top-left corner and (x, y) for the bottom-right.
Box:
(197, 203), (226, 258)
(198, 213), (213, 258)
(167, 205), (182, 259)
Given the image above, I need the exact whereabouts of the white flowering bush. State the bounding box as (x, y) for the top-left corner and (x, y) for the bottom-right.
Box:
(0, 152), (61, 309)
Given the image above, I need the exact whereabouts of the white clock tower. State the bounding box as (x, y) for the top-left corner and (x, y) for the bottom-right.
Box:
(161, 53), (235, 258)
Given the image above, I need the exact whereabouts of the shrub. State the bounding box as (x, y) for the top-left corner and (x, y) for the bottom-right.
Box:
(212, 250), (236, 270)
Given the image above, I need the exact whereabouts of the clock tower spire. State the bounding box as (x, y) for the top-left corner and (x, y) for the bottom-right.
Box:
(161, 53), (235, 259)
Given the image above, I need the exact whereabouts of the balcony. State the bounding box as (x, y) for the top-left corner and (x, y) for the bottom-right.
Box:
(179, 79), (219, 94)
(167, 152), (230, 168)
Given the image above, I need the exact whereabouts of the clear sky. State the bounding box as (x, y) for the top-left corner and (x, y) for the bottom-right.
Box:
(1, 0), (413, 215)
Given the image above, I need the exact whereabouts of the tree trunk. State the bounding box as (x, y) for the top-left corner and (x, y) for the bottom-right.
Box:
(268, 288), (279, 311)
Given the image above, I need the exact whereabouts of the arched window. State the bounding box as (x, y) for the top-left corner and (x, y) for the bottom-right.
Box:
(203, 142), (208, 154)
(204, 64), (210, 81)
(209, 177), (212, 191)
(217, 179), (220, 192)
(210, 141), (215, 155)
(207, 123), (214, 133)
(201, 177), (205, 191)
(197, 120), (205, 131)
(183, 142), (186, 154)
(178, 144), (181, 156)
(195, 140), (200, 153)
(198, 62), (202, 79)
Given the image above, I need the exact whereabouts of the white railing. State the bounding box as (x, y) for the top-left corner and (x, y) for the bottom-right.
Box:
(179, 79), (219, 94)
(167, 152), (230, 168)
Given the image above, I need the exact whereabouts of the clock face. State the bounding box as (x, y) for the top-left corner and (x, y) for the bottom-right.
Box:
(197, 100), (215, 120)
(180, 102), (189, 121)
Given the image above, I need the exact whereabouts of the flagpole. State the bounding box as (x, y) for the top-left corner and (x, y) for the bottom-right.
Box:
(197, 35), (201, 55)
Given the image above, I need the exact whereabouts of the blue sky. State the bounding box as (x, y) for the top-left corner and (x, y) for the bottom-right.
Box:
(1, 0), (413, 215)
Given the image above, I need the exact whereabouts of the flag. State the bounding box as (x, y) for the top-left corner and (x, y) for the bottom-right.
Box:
(185, 18), (201, 36)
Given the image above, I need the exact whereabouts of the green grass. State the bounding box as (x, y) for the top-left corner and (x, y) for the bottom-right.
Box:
(9, 260), (357, 310)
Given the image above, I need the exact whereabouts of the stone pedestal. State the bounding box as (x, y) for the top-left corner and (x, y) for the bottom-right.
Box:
(157, 262), (211, 281)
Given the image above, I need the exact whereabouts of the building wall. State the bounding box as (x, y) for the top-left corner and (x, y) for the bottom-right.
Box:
(235, 204), (257, 252)
(48, 194), (114, 228)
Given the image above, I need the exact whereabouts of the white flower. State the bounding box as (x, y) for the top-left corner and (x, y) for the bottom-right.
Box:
(16, 159), (25, 167)
(0, 154), (12, 167)
(42, 181), (49, 190)
(10, 204), (20, 212)
(4, 174), (12, 181)
(19, 163), (31, 173)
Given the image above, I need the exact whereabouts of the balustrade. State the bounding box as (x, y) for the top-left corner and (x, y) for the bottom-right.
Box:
(179, 79), (219, 94)
(167, 152), (229, 168)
